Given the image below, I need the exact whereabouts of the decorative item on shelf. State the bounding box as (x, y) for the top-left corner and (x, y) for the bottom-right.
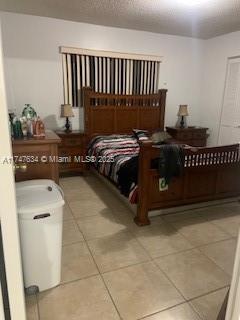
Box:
(12, 117), (23, 139)
(8, 109), (16, 122)
(27, 117), (34, 137)
(34, 117), (45, 137)
(178, 105), (189, 128)
(8, 110), (16, 138)
(19, 116), (28, 137)
(61, 104), (74, 132)
(22, 104), (37, 119)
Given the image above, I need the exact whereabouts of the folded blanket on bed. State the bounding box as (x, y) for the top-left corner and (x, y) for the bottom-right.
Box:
(157, 144), (184, 184)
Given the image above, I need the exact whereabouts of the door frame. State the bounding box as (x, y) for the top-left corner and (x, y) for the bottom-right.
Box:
(0, 20), (26, 319)
(217, 56), (240, 145)
(226, 228), (240, 320)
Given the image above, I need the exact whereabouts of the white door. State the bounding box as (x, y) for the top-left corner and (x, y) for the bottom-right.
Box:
(0, 20), (26, 319)
(218, 57), (240, 145)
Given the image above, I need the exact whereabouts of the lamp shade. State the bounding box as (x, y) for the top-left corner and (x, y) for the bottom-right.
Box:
(178, 105), (189, 116)
(61, 104), (74, 117)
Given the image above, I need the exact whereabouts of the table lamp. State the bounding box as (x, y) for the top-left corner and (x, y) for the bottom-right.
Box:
(61, 104), (74, 132)
(178, 105), (189, 128)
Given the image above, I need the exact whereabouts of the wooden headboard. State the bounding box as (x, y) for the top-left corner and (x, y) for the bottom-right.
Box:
(82, 87), (167, 138)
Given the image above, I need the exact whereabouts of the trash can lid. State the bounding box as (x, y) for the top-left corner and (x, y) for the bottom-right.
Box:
(16, 179), (65, 215)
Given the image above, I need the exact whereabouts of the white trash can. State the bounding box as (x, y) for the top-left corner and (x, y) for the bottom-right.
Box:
(16, 179), (65, 293)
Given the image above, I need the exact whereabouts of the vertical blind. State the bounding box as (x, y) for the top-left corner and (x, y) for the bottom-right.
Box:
(61, 47), (161, 107)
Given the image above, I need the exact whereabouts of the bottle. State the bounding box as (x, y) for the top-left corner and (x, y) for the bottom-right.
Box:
(27, 118), (33, 137)
(20, 116), (27, 137)
(34, 117), (45, 137)
(13, 118), (23, 139)
(32, 116), (37, 135)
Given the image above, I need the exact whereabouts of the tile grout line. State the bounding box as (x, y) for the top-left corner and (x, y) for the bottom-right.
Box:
(188, 285), (230, 320)
(120, 220), (190, 314)
(33, 293), (41, 320)
(131, 216), (235, 271)
(78, 237), (124, 319)
(137, 301), (200, 320)
(187, 302), (205, 320)
(163, 218), (235, 268)
(197, 247), (233, 280)
(164, 217), (236, 281)
(66, 186), (227, 316)
(166, 215), (233, 243)
(196, 203), (240, 237)
(160, 200), (240, 217)
(186, 284), (230, 303)
(65, 186), (190, 318)
(66, 197), (123, 320)
(165, 204), (240, 233)
(61, 178), (237, 319)
(123, 224), (208, 319)
(207, 218), (237, 238)
(65, 212), (236, 260)
(140, 234), (236, 261)
(160, 220), (233, 286)
(65, 233), (219, 276)
(138, 300), (204, 320)
(119, 214), (234, 316)
(35, 291), (41, 320)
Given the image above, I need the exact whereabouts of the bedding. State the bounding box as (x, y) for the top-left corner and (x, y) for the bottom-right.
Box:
(150, 130), (172, 144)
(87, 135), (184, 204)
(87, 135), (140, 194)
(132, 129), (149, 141)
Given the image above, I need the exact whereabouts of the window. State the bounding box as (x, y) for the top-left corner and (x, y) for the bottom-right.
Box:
(60, 47), (161, 107)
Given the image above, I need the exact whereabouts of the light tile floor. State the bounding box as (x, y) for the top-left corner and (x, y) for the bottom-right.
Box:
(26, 174), (240, 320)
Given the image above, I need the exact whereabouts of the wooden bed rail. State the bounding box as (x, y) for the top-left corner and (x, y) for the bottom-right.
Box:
(184, 144), (240, 167)
(135, 142), (240, 226)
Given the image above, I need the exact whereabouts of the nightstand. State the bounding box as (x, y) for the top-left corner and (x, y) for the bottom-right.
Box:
(166, 126), (208, 147)
(12, 130), (61, 183)
(55, 130), (86, 175)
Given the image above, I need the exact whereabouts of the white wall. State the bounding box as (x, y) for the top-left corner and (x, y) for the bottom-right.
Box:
(0, 12), (204, 131)
(200, 31), (240, 145)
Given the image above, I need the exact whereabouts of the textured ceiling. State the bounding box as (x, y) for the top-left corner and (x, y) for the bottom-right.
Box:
(0, 0), (240, 39)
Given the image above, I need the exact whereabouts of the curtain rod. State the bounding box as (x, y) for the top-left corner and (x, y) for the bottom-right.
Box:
(60, 46), (162, 62)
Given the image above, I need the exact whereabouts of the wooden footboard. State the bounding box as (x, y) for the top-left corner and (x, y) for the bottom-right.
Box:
(135, 141), (240, 226)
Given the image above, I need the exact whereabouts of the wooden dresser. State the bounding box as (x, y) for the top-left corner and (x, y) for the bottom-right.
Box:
(12, 131), (61, 184)
(166, 126), (208, 147)
(55, 130), (86, 175)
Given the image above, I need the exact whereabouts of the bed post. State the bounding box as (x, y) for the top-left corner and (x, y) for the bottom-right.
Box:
(158, 89), (167, 130)
(134, 140), (153, 226)
(82, 86), (93, 137)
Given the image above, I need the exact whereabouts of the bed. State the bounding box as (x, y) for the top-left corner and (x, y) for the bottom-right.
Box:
(87, 134), (139, 191)
(83, 87), (240, 226)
